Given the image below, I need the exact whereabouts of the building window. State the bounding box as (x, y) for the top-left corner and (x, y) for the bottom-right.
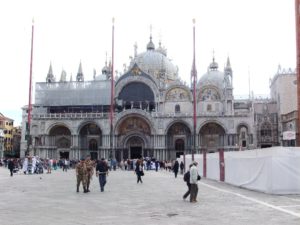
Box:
(175, 104), (180, 113)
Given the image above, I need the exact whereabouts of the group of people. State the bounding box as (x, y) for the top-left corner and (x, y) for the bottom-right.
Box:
(75, 156), (109, 193)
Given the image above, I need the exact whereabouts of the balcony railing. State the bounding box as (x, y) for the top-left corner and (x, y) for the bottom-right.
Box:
(32, 112), (109, 119)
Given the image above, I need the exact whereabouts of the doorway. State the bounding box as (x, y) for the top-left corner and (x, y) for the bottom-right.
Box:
(90, 152), (98, 160)
(175, 139), (184, 158)
(60, 151), (69, 159)
(130, 147), (142, 159)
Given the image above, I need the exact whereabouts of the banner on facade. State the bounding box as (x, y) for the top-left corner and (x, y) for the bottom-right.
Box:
(283, 131), (296, 140)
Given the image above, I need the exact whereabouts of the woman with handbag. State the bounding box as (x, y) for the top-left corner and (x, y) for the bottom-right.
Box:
(135, 159), (144, 184)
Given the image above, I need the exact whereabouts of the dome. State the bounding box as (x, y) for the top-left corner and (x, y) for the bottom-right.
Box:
(128, 38), (178, 82)
(198, 58), (224, 91)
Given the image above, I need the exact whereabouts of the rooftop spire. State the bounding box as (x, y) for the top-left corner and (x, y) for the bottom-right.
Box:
(76, 61), (84, 82)
(147, 24), (155, 50)
(209, 50), (218, 70)
(46, 62), (55, 83)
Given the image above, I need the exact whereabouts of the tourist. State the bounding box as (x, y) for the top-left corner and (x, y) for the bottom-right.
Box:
(8, 158), (14, 177)
(96, 158), (109, 192)
(75, 158), (87, 193)
(173, 160), (179, 178)
(47, 158), (53, 174)
(22, 157), (28, 174)
(180, 161), (184, 174)
(135, 159), (144, 184)
(183, 164), (193, 200)
(189, 162), (199, 203)
(155, 160), (159, 172)
(85, 155), (94, 192)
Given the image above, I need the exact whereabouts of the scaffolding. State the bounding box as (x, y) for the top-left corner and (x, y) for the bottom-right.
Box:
(35, 80), (111, 106)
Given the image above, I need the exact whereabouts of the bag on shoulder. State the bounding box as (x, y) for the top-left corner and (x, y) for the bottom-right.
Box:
(183, 171), (189, 182)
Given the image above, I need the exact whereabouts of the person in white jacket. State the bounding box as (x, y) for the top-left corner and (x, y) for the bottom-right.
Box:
(189, 161), (199, 203)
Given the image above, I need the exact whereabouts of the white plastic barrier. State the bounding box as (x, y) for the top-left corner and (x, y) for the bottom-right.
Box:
(180, 147), (300, 194)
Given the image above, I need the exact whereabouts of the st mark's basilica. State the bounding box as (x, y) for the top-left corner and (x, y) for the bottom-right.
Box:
(20, 35), (285, 161)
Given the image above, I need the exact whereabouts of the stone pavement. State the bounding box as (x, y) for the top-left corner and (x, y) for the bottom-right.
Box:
(0, 167), (299, 225)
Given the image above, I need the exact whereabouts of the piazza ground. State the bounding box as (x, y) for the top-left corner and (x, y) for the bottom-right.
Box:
(0, 167), (299, 225)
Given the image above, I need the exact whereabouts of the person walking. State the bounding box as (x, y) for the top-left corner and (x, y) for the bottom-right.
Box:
(75, 158), (88, 193)
(96, 158), (109, 192)
(180, 161), (184, 174)
(183, 164), (193, 200)
(173, 160), (179, 178)
(85, 155), (94, 192)
(8, 159), (14, 177)
(189, 162), (199, 203)
(135, 159), (144, 184)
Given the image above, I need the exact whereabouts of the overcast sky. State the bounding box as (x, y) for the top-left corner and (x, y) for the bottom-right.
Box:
(0, 0), (296, 126)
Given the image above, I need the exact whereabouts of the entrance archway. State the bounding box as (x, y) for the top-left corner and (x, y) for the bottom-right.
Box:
(199, 122), (225, 152)
(79, 123), (102, 151)
(166, 122), (191, 160)
(126, 136), (144, 159)
(49, 125), (71, 154)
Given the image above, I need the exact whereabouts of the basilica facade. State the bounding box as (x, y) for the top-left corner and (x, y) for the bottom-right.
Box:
(20, 36), (282, 161)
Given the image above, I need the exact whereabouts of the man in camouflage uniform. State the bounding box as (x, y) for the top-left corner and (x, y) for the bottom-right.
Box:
(85, 155), (94, 192)
(76, 158), (87, 193)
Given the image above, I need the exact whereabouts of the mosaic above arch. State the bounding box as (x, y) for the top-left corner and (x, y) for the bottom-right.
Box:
(166, 88), (190, 101)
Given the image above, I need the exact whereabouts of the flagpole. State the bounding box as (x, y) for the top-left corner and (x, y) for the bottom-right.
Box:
(109, 18), (115, 159)
(192, 18), (197, 161)
(26, 18), (34, 156)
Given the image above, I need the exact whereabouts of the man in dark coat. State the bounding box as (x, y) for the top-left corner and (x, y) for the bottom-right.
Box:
(8, 159), (15, 177)
(183, 164), (193, 200)
(173, 160), (179, 178)
(96, 158), (109, 192)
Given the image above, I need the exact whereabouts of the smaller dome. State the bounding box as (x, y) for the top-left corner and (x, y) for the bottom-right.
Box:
(198, 58), (224, 91)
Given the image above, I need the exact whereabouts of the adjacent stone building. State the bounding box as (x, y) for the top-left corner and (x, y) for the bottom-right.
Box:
(20, 36), (295, 160)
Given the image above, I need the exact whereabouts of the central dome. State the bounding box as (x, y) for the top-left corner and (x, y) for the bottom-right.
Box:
(128, 37), (178, 82)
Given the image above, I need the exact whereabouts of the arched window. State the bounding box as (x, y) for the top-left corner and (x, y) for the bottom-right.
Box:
(175, 104), (180, 113)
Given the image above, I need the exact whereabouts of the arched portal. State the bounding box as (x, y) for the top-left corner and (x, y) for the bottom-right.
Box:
(117, 116), (151, 160)
(79, 123), (102, 159)
(126, 136), (145, 159)
(49, 125), (71, 159)
(199, 123), (225, 152)
(167, 122), (191, 160)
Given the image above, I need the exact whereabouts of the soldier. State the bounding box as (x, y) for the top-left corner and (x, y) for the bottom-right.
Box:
(76, 158), (87, 193)
(85, 155), (94, 192)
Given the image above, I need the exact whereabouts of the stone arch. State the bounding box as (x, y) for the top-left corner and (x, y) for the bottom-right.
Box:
(198, 120), (227, 134)
(237, 123), (250, 148)
(77, 120), (103, 134)
(199, 122), (226, 152)
(48, 124), (72, 150)
(47, 122), (72, 135)
(115, 76), (159, 103)
(78, 122), (102, 150)
(115, 113), (154, 135)
(198, 85), (222, 102)
(166, 121), (192, 159)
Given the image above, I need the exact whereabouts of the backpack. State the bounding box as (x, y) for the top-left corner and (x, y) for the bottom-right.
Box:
(183, 171), (190, 182)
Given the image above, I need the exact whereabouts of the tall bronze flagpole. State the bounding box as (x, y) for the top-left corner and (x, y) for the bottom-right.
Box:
(109, 18), (115, 159)
(26, 19), (34, 156)
(295, 0), (300, 146)
(192, 19), (197, 161)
